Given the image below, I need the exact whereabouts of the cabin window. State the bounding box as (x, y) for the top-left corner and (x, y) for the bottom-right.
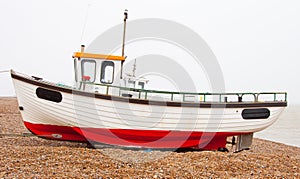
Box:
(81, 59), (96, 82)
(100, 61), (114, 84)
(138, 82), (145, 89)
(74, 58), (78, 82)
(128, 80), (135, 88)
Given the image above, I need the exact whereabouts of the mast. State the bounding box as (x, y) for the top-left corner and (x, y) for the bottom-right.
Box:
(120, 9), (128, 79)
(122, 9), (128, 57)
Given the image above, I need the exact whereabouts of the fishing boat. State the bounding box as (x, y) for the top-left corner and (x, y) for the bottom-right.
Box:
(11, 11), (287, 151)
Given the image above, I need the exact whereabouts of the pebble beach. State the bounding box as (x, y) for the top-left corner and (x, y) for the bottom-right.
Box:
(0, 97), (299, 178)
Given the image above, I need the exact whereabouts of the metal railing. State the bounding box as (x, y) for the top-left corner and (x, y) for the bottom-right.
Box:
(79, 81), (287, 103)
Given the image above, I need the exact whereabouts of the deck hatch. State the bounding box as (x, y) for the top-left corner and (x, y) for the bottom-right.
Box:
(36, 87), (62, 103)
(242, 108), (270, 119)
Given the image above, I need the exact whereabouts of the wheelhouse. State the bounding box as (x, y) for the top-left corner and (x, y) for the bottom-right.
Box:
(72, 46), (125, 92)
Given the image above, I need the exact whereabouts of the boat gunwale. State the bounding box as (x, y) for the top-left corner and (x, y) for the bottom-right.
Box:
(11, 71), (288, 108)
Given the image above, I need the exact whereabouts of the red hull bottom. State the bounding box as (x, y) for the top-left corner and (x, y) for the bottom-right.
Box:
(24, 121), (88, 142)
(24, 121), (245, 150)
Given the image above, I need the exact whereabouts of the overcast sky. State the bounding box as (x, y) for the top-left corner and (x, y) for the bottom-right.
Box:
(1, 0), (299, 104)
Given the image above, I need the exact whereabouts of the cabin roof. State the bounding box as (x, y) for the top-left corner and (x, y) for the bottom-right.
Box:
(73, 52), (126, 61)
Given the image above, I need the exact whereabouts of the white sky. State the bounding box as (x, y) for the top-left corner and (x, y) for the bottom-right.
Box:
(0, 0), (299, 104)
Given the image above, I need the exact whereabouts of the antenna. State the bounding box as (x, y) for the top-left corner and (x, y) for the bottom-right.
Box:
(120, 9), (128, 79)
(132, 59), (136, 77)
(80, 4), (91, 45)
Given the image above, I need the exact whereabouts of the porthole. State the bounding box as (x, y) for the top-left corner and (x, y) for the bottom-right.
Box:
(36, 87), (62, 103)
(242, 108), (270, 119)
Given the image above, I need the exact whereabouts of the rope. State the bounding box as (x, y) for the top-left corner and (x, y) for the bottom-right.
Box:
(0, 70), (9, 74)
(0, 133), (34, 137)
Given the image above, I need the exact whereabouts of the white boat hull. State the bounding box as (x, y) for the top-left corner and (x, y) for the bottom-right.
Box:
(11, 71), (286, 150)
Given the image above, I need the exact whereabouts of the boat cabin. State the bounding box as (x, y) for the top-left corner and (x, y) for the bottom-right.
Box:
(72, 46), (125, 91)
(72, 45), (148, 95)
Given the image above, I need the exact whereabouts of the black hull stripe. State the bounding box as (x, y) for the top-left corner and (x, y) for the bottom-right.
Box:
(11, 72), (288, 108)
